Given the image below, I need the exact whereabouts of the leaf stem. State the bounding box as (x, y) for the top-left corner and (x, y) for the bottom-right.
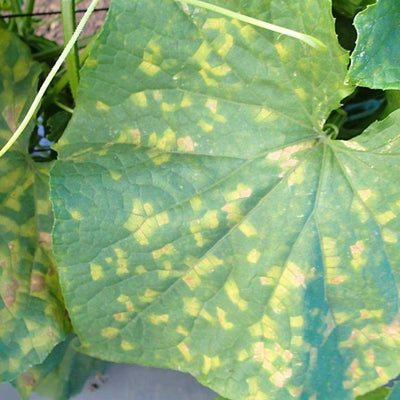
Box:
(0, 0), (101, 159)
(55, 100), (74, 114)
(62, 0), (80, 99)
(23, 0), (35, 32)
(175, 0), (326, 50)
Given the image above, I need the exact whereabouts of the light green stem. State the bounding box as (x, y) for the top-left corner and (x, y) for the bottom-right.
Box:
(55, 100), (74, 114)
(23, 0), (36, 32)
(62, 0), (80, 99)
(176, 0), (326, 50)
(0, 0), (101, 159)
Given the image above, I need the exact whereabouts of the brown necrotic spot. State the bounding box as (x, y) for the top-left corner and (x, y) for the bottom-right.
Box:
(30, 272), (46, 292)
(20, 371), (36, 387)
(3, 279), (19, 308)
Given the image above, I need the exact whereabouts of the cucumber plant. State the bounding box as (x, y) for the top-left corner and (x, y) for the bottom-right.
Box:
(1, 0), (400, 399)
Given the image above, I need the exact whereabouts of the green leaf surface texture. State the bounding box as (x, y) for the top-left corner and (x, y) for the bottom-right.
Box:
(51, 0), (400, 399)
(347, 0), (400, 89)
(13, 335), (108, 400)
(0, 27), (68, 381)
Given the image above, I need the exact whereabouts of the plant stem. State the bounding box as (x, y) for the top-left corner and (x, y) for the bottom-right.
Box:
(10, 0), (23, 34)
(62, 0), (80, 99)
(176, 0), (326, 50)
(0, 0), (101, 159)
(55, 100), (74, 114)
(23, 0), (36, 32)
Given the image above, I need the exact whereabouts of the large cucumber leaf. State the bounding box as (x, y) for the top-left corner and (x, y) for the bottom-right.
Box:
(348, 0), (400, 89)
(0, 26), (68, 381)
(13, 335), (108, 400)
(51, 0), (400, 399)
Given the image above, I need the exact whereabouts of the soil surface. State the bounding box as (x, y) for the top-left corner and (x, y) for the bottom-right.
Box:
(34, 0), (110, 43)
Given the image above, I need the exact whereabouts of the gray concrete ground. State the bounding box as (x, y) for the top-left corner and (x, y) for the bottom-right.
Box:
(0, 364), (217, 400)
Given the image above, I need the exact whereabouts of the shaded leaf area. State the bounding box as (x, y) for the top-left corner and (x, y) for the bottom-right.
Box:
(0, 26), (69, 381)
(12, 334), (108, 400)
(51, 0), (400, 399)
(332, 0), (375, 18)
(348, 0), (400, 90)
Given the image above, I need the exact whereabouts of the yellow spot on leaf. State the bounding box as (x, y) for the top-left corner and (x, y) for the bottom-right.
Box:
(96, 101), (110, 111)
(247, 249), (260, 264)
(90, 264), (104, 281)
(275, 43), (289, 60)
(190, 196), (203, 211)
(149, 314), (169, 325)
(101, 327), (119, 338)
(177, 136), (195, 152)
(198, 120), (213, 132)
(183, 297), (201, 317)
(238, 221), (257, 237)
(135, 265), (146, 274)
(130, 91), (148, 107)
(225, 278), (248, 310)
(288, 165), (305, 186)
(139, 289), (160, 303)
(161, 102), (177, 112)
(358, 189), (372, 202)
(217, 307), (233, 330)
(70, 210), (84, 220)
(376, 210), (396, 225)
(183, 270), (201, 290)
(180, 94), (193, 107)
(117, 294), (129, 303)
(139, 60), (161, 77)
(176, 326), (188, 336)
(217, 34), (234, 57)
(206, 98), (218, 114)
(177, 343), (192, 361)
(270, 369), (292, 388)
(194, 233), (205, 247)
(155, 211), (169, 226)
(294, 88), (307, 101)
(121, 340), (136, 351)
(110, 170), (122, 181)
(382, 227), (398, 243)
(290, 316), (304, 328)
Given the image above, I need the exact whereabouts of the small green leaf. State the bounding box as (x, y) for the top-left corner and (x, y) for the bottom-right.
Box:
(348, 0), (400, 89)
(13, 335), (108, 400)
(0, 26), (68, 382)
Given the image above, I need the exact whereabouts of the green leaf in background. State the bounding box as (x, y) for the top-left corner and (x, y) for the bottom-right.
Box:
(357, 387), (390, 400)
(387, 381), (400, 400)
(13, 335), (108, 400)
(0, 26), (68, 382)
(51, 0), (400, 399)
(332, 0), (375, 17)
(348, 0), (400, 89)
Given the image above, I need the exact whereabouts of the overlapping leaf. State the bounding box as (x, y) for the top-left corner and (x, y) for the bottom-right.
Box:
(0, 26), (68, 381)
(13, 335), (107, 400)
(51, 0), (400, 399)
(348, 0), (400, 89)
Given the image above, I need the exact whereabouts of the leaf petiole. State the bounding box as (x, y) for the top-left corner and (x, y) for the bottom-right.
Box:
(176, 0), (327, 50)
